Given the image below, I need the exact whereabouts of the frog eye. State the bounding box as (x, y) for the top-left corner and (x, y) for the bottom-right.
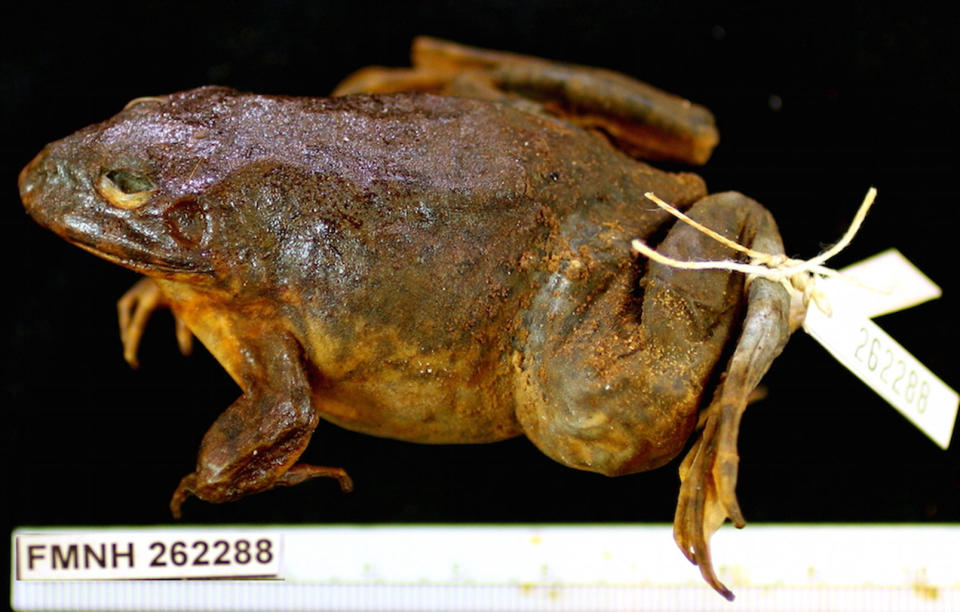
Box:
(97, 169), (156, 210)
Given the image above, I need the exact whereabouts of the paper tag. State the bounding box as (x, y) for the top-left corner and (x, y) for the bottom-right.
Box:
(803, 251), (958, 449)
(15, 530), (281, 580)
(818, 249), (942, 319)
(804, 306), (957, 448)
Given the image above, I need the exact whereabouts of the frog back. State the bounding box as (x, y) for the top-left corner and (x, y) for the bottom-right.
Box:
(194, 90), (706, 442)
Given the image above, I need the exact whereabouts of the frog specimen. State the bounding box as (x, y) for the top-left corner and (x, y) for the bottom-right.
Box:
(18, 37), (794, 599)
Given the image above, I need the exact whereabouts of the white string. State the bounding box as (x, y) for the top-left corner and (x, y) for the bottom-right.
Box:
(630, 188), (878, 315)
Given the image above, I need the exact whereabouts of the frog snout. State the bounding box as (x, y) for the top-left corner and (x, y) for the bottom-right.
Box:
(19, 147), (89, 226)
(19, 147), (72, 230)
(18, 148), (50, 206)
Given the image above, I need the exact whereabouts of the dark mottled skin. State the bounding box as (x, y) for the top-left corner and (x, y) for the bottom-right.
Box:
(20, 45), (793, 600)
(20, 86), (714, 443)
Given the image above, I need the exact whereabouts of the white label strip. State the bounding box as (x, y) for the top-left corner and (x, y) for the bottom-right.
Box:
(804, 305), (958, 448)
(824, 248), (942, 319)
(15, 529), (281, 580)
(11, 525), (960, 611)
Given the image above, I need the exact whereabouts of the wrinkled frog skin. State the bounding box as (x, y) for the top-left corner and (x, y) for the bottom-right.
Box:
(19, 38), (794, 599)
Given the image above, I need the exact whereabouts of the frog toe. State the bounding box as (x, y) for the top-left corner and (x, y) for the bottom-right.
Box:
(673, 406), (739, 600)
(174, 315), (194, 356)
(169, 462), (354, 519)
(169, 472), (197, 520)
(332, 66), (452, 96)
(117, 277), (193, 368)
(117, 278), (160, 368)
(273, 463), (354, 493)
(674, 264), (792, 599)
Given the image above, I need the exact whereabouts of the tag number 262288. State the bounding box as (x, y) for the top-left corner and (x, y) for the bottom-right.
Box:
(149, 538), (274, 567)
(854, 327), (929, 413)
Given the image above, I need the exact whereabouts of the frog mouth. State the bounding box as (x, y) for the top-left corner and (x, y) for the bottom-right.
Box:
(27, 202), (215, 279)
(21, 150), (214, 279)
(69, 236), (214, 279)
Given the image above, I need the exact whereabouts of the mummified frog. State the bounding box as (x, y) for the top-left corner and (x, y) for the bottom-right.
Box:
(19, 37), (794, 599)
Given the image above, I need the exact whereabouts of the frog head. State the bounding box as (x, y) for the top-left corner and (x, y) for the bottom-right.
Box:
(19, 86), (295, 288)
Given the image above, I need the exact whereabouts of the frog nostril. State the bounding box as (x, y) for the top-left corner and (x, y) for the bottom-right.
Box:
(104, 169), (155, 194)
(18, 150), (49, 198)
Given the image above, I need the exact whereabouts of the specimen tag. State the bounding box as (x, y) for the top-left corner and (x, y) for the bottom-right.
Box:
(815, 249), (942, 318)
(14, 525), (960, 610)
(15, 529), (281, 580)
(803, 250), (957, 448)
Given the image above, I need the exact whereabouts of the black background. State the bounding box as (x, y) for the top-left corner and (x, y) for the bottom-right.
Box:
(3, 0), (958, 569)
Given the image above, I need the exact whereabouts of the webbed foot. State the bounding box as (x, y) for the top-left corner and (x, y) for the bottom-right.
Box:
(170, 463), (354, 519)
(673, 271), (793, 600)
(333, 36), (718, 164)
(674, 392), (744, 601)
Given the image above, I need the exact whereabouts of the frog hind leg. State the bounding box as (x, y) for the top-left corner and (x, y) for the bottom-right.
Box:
(169, 332), (352, 518)
(332, 37), (718, 165)
(515, 192), (791, 599)
(673, 233), (792, 600)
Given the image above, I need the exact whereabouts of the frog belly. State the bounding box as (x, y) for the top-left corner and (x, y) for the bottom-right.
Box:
(311, 376), (522, 444)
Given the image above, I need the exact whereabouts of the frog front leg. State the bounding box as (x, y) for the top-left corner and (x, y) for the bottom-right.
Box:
(515, 192), (791, 599)
(117, 277), (193, 368)
(169, 330), (353, 518)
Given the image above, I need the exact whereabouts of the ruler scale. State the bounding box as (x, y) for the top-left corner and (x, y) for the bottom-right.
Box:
(12, 525), (960, 611)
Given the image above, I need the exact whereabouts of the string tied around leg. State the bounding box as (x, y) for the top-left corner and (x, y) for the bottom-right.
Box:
(630, 188), (878, 316)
